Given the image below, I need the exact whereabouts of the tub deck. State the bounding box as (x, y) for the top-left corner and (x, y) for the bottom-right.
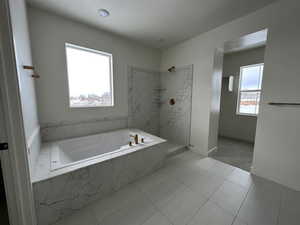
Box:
(32, 129), (166, 183)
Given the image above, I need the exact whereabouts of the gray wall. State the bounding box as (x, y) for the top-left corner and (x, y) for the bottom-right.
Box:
(219, 46), (265, 143)
(253, 0), (300, 191)
(160, 2), (275, 156)
(161, 0), (300, 191)
(27, 7), (161, 141)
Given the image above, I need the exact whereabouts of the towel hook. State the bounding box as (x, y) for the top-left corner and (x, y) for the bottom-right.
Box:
(23, 65), (40, 79)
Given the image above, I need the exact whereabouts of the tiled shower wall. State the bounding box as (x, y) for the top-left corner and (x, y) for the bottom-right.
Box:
(128, 65), (193, 146)
(128, 67), (161, 136)
(41, 117), (128, 142)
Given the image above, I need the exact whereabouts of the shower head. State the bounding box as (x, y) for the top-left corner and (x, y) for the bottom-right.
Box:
(167, 66), (176, 72)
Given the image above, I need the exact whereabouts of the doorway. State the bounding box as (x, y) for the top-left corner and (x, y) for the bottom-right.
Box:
(210, 29), (268, 172)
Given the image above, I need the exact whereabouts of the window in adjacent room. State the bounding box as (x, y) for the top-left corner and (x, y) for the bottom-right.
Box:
(65, 43), (114, 108)
(237, 63), (264, 116)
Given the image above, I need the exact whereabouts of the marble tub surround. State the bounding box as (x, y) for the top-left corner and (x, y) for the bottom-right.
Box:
(32, 129), (165, 183)
(41, 116), (128, 142)
(33, 130), (168, 225)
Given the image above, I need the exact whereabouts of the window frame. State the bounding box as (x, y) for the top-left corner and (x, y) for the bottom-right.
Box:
(236, 63), (264, 117)
(65, 43), (114, 109)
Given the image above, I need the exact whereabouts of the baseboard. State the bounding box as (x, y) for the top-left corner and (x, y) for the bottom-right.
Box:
(166, 145), (187, 158)
(208, 146), (218, 156)
(218, 135), (254, 145)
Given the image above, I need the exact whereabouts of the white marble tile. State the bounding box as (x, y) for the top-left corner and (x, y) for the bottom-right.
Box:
(128, 67), (161, 136)
(187, 201), (234, 225)
(33, 139), (167, 225)
(34, 162), (114, 225)
(128, 66), (193, 146)
(159, 66), (193, 146)
(111, 143), (166, 191)
(41, 117), (128, 142)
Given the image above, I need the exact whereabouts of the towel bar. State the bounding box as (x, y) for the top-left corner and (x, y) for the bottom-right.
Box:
(268, 102), (300, 106)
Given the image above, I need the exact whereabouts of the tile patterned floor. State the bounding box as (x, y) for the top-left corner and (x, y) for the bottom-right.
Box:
(54, 150), (300, 225)
(211, 137), (254, 172)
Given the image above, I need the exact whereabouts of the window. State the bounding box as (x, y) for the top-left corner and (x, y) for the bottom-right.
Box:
(65, 43), (113, 108)
(237, 63), (264, 116)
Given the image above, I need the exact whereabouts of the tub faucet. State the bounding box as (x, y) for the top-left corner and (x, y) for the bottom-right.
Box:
(130, 134), (139, 144)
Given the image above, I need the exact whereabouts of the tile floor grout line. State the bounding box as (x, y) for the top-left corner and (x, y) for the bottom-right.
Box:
(183, 176), (227, 225)
(51, 151), (298, 225)
(230, 181), (253, 225)
(135, 177), (179, 225)
(276, 187), (284, 225)
(183, 196), (211, 225)
(141, 188), (176, 225)
(92, 185), (147, 225)
(225, 175), (250, 191)
(142, 159), (228, 225)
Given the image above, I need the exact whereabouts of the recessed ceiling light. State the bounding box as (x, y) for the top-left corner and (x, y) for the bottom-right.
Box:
(98, 9), (110, 17)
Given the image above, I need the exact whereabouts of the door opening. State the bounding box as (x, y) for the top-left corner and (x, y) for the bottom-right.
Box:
(209, 29), (268, 172)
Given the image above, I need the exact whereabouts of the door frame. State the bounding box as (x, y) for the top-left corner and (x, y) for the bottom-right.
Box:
(208, 29), (268, 156)
(0, 0), (37, 224)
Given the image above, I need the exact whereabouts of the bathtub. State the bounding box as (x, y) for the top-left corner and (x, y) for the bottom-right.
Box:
(50, 129), (163, 171)
(34, 129), (168, 225)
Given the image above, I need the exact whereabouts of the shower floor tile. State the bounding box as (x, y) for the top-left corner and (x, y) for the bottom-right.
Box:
(53, 150), (300, 225)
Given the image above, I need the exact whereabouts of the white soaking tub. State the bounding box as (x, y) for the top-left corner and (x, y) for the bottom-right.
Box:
(50, 129), (164, 171)
(33, 129), (168, 225)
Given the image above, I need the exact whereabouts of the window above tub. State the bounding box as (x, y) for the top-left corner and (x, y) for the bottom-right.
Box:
(65, 43), (114, 108)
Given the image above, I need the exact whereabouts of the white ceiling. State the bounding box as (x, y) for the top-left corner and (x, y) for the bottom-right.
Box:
(26, 0), (276, 49)
(224, 29), (268, 54)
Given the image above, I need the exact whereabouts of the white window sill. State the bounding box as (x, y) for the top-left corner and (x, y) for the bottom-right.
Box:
(236, 113), (258, 117)
(69, 105), (115, 109)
